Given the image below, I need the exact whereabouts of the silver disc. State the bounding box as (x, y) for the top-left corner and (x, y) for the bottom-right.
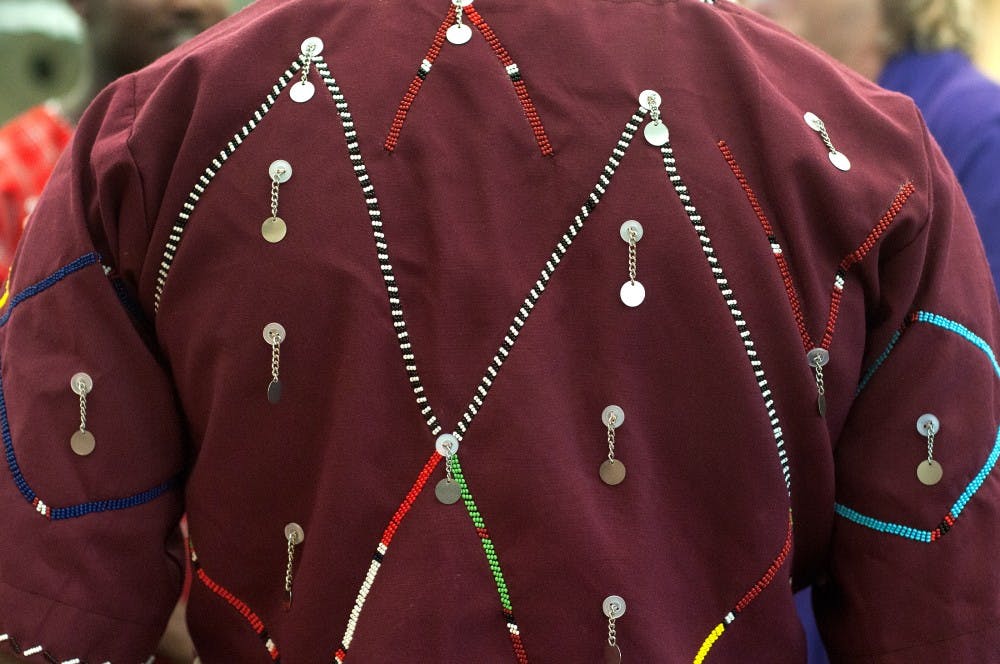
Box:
(644, 121), (669, 146)
(262, 216), (287, 243)
(604, 643), (622, 664)
(917, 459), (943, 486)
(803, 112), (824, 131)
(447, 23), (472, 45)
(600, 459), (626, 486)
(435, 478), (462, 504)
(289, 80), (315, 103)
(828, 151), (851, 172)
(620, 281), (646, 307)
(267, 380), (282, 404)
(71, 430), (96, 456)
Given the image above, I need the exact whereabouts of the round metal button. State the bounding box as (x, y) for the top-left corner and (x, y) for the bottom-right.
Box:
(262, 216), (287, 243)
(620, 280), (646, 307)
(284, 522), (305, 544)
(604, 644), (622, 664)
(600, 459), (626, 486)
(644, 121), (670, 147)
(452, 0), (474, 6)
(435, 478), (462, 504)
(803, 112), (823, 131)
(300, 36), (324, 56)
(435, 433), (459, 457)
(638, 89), (662, 110)
(267, 380), (283, 404)
(263, 322), (286, 344)
(917, 459), (943, 486)
(602, 405), (625, 428)
(289, 80), (316, 103)
(603, 595), (626, 619)
(71, 430), (96, 456)
(828, 150), (852, 172)
(446, 23), (473, 45)
(916, 413), (940, 436)
(269, 160), (293, 183)
(70, 372), (93, 395)
(619, 220), (644, 243)
(806, 348), (830, 367)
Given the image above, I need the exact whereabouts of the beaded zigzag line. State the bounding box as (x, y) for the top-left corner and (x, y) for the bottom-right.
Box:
(692, 511), (794, 664)
(835, 311), (1000, 543)
(383, 3), (553, 156)
(657, 134), (795, 659)
(717, 141), (916, 355)
(153, 60), (302, 313)
(0, 253), (181, 520)
(0, 632), (136, 664)
(189, 543), (282, 662)
(318, 41), (646, 657)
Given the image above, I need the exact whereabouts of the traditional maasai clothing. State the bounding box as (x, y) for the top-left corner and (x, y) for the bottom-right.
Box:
(1, 1), (998, 662)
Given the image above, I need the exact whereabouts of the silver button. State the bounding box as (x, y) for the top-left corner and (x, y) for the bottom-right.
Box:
(638, 89), (662, 110)
(71, 430), (96, 456)
(269, 160), (293, 183)
(602, 405), (625, 429)
(803, 112), (823, 131)
(289, 80), (316, 103)
(603, 595), (626, 619)
(806, 348), (830, 367)
(435, 433), (459, 457)
(284, 522), (305, 544)
(435, 478), (462, 504)
(300, 37), (324, 56)
(643, 121), (669, 146)
(261, 216), (288, 243)
(452, 0), (474, 6)
(917, 413), (940, 436)
(828, 151), (852, 172)
(446, 23), (473, 45)
(263, 322), (286, 344)
(619, 220), (644, 243)
(620, 281), (646, 307)
(70, 372), (93, 395)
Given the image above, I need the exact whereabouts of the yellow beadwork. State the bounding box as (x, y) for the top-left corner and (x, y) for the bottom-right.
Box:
(693, 623), (726, 664)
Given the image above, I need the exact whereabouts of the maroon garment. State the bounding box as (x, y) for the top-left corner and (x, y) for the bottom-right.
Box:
(1, 0), (998, 662)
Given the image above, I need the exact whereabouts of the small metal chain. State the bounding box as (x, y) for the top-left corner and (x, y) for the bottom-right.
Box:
(812, 356), (826, 399)
(78, 382), (88, 433)
(608, 616), (618, 647)
(284, 531), (297, 602)
(270, 331), (281, 382)
(925, 426), (936, 462)
(300, 44), (315, 85)
(811, 118), (838, 154)
(606, 412), (617, 462)
(270, 174), (282, 218)
(443, 440), (455, 482)
(454, 1), (465, 27)
(647, 94), (661, 124)
(627, 228), (638, 285)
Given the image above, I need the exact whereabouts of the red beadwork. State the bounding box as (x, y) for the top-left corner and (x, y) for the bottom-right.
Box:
(733, 512), (794, 613)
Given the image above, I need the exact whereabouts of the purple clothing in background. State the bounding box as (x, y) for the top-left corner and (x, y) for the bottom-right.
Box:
(880, 49), (1000, 289)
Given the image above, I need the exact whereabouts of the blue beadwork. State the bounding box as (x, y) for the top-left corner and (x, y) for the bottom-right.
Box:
(0, 255), (180, 519)
(840, 311), (1000, 542)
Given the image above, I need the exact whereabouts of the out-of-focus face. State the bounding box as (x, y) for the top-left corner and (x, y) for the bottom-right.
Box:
(77, 0), (230, 80)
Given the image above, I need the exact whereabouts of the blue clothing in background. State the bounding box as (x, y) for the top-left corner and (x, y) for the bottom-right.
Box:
(880, 50), (1000, 289)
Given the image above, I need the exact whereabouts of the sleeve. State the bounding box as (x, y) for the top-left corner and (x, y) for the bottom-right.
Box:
(0, 77), (187, 663)
(814, 117), (1000, 661)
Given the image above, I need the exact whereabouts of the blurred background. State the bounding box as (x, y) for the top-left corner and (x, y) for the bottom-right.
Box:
(0, 0), (251, 123)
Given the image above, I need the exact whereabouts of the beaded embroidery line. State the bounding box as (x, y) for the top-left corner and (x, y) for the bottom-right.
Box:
(384, 4), (552, 155)
(0, 254), (181, 520)
(0, 632), (119, 664)
(190, 544), (282, 662)
(717, 141), (916, 356)
(835, 311), (1000, 542)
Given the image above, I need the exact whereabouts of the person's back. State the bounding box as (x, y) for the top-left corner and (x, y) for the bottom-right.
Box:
(0, 1), (997, 662)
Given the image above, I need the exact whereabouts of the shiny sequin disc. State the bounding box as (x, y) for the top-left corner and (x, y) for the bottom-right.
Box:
(71, 430), (96, 456)
(600, 459), (626, 486)
(604, 644), (622, 664)
(267, 380), (282, 404)
(289, 80), (315, 103)
(620, 281), (645, 307)
(262, 216), (287, 243)
(643, 120), (669, 146)
(447, 23), (472, 45)
(828, 151), (851, 172)
(435, 478), (462, 504)
(917, 459), (943, 486)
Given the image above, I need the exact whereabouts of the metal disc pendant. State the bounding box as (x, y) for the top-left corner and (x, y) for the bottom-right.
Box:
(620, 281), (645, 307)
(600, 459), (626, 486)
(604, 643), (622, 664)
(917, 459), (943, 486)
(435, 478), (462, 504)
(644, 120), (669, 146)
(828, 150), (851, 172)
(447, 23), (472, 45)
(71, 430), (96, 456)
(267, 379), (282, 404)
(262, 216), (287, 243)
(289, 80), (315, 103)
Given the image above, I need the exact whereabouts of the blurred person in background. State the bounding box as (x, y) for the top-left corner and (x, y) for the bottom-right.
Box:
(743, 0), (1000, 288)
(0, 0), (231, 282)
(742, 2), (1000, 662)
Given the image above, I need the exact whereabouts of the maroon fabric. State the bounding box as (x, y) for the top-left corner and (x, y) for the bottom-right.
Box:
(0, 0), (998, 662)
